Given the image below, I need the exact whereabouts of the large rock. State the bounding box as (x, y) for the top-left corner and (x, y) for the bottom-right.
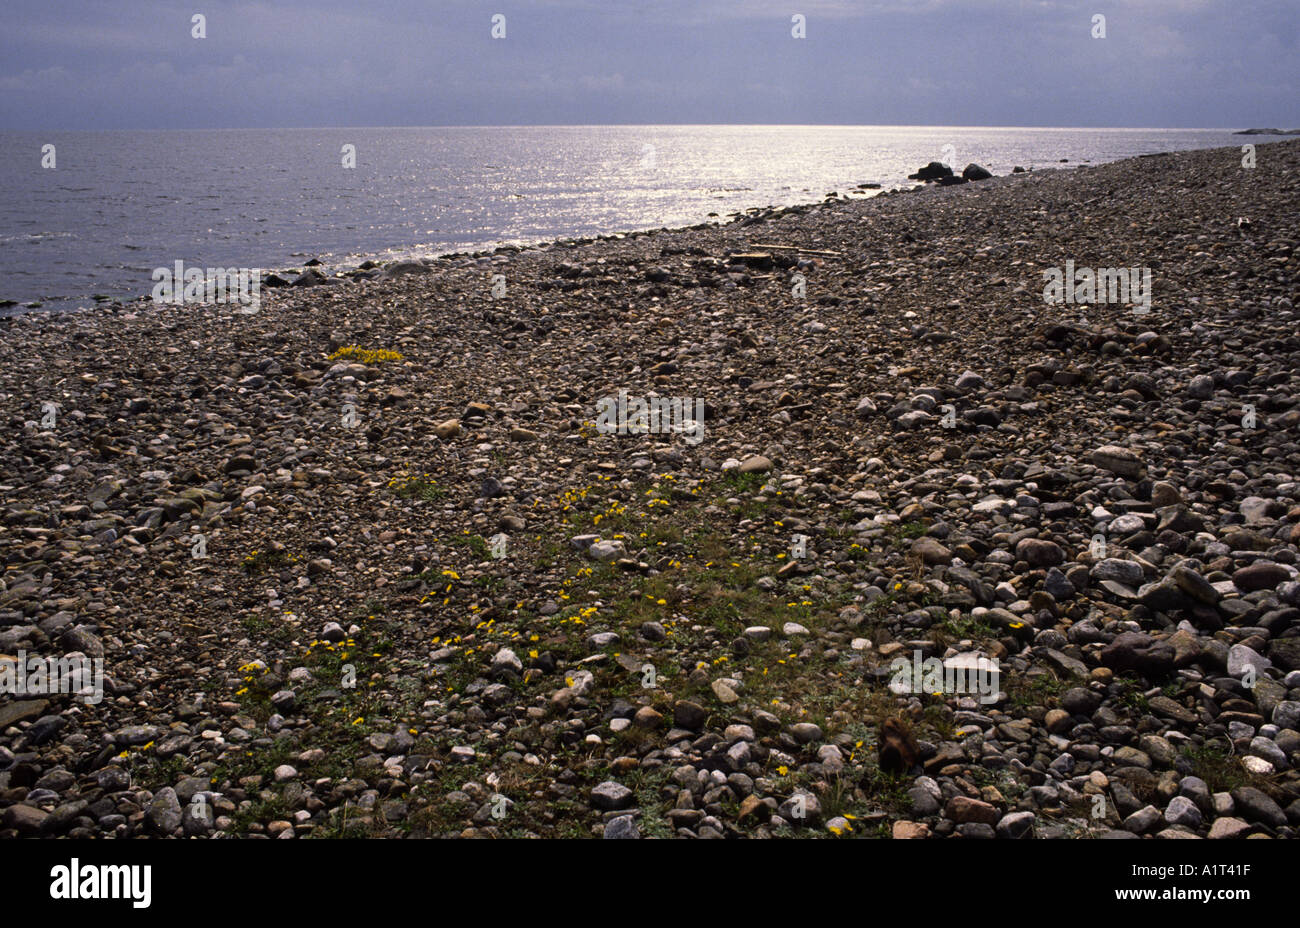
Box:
(1091, 445), (1145, 479)
(590, 781), (634, 811)
(148, 787), (183, 835)
(962, 163), (993, 181)
(603, 815), (640, 839)
(291, 268), (330, 287)
(1015, 537), (1064, 567)
(380, 261), (433, 279)
(911, 536), (952, 565)
(1101, 632), (1175, 677)
(673, 700), (709, 730)
(738, 455), (773, 474)
(1170, 564), (1220, 605)
(946, 796), (1000, 825)
(588, 539), (626, 561)
(1233, 562), (1291, 593)
(0, 804), (48, 835)
(0, 699), (48, 729)
(1266, 637), (1300, 672)
(1093, 558), (1144, 586)
(908, 161), (954, 182)
(1229, 787), (1286, 828)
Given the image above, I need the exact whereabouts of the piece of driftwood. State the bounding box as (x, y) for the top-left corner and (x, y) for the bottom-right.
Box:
(748, 243), (843, 257)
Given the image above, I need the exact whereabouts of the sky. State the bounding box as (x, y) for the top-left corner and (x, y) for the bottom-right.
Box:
(0, 0), (1296, 130)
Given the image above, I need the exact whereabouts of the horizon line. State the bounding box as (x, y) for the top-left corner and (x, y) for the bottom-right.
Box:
(0, 123), (1274, 134)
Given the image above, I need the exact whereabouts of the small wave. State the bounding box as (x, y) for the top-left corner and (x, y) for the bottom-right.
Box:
(0, 231), (75, 246)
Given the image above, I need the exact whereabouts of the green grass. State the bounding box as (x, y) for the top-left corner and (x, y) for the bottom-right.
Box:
(240, 549), (295, 575)
(1180, 743), (1249, 794)
(390, 475), (446, 501)
(1005, 671), (1068, 710)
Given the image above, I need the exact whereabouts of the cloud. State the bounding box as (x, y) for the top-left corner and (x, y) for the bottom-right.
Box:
(0, 0), (1295, 128)
(0, 66), (72, 93)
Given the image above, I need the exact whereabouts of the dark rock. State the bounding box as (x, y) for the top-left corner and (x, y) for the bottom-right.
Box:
(908, 161), (954, 182)
(1101, 631), (1175, 677)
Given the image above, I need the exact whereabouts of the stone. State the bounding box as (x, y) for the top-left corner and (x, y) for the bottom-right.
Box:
(1269, 638), (1300, 672)
(908, 161), (953, 181)
(1123, 804), (1161, 833)
(603, 815), (640, 838)
(1, 804), (49, 835)
(912, 536), (952, 565)
(1164, 796), (1203, 829)
(1229, 787), (1286, 828)
(1227, 644), (1271, 677)
(148, 787), (183, 835)
(492, 648), (523, 674)
(1016, 537), (1064, 567)
(588, 539), (626, 561)
(1101, 632), (1175, 677)
(0, 699), (48, 729)
(591, 781), (634, 811)
(996, 811), (1035, 838)
(945, 796), (999, 825)
(1093, 559), (1144, 586)
(1207, 817), (1251, 839)
(892, 820), (931, 839)
(1186, 374), (1215, 399)
(673, 700), (709, 730)
(633, 706), (663, 728)
(1091, 445), (1145, 479)
(1233, 562), (1291, 593)
(789, 722), (823, 743)
(710, 679), (739, 703)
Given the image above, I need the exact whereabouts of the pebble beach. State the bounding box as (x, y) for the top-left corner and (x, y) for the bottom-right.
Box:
(2, 139), (1299, 840)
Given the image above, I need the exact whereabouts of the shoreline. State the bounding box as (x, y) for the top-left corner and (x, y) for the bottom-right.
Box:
(2, 138), (1299, 840)
(8, 133), (1282, 320)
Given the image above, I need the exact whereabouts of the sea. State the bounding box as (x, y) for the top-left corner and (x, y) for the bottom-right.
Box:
(0, 125), (1271, 315)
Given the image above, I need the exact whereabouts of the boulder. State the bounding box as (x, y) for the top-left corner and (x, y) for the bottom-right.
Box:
(908, 161), (954, 182)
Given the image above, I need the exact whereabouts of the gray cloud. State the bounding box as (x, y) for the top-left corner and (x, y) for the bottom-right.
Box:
(0, 0), (1295, 128)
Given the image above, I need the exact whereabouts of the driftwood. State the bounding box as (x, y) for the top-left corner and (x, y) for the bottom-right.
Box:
(748, 243), (843, 257)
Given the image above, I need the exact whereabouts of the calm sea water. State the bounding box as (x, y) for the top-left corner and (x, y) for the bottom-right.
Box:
(0, 125), (1263, 314)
